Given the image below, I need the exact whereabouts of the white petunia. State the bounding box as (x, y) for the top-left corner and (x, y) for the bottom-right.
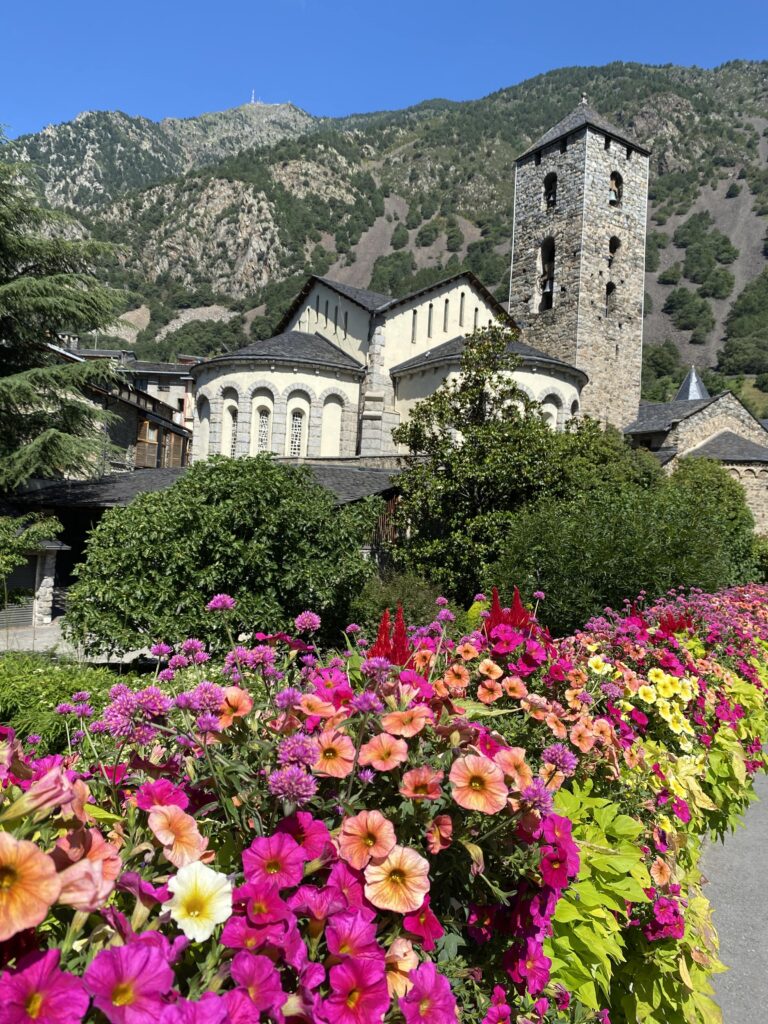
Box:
(164, 861), (232, 942)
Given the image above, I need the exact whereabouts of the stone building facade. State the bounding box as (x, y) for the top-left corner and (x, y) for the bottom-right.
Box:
(509, 98), (649, 428)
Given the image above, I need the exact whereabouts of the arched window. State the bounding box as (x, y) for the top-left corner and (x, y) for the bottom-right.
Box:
(334, 304), (338, 332)
(443, 298), (449, 332)
(473, 307), (479, 330)
(343, 310), (348, 339)
(459, 292), (465, 327)
(324, 300), (329, 326)
(427, 303), (433, 338)
(605, 281), (617, 316)
(571, 399), (580, 418)
(609, 172), (623, 207)
(257, 409), (270, 451)
(289, 411), (304, 457)
(196, 396), (210, 458)
(538, 237), (555, 312)
(540, 393), (563, 431)
(411, 309), (418, 343)
(315, 294), (320, 318)
(221, 389), (239, 457)
(250, 389), (274, 455)
(543, 172), (557, 210)
(320, 396), (344, 457)
(608, 236), (621, 268)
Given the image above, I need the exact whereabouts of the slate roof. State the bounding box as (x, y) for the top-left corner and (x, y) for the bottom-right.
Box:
(16, 462), (396, 508)
(315, 278), (393, 312)
(192, 331), (364, 376)
(675, 367), (710, 401)
(624, 396), (718, 436)
(129, 361), (194, 374)
(518, 99), (649, 161)
(686, 431), (768, 464)
(389, 334), (586, 381)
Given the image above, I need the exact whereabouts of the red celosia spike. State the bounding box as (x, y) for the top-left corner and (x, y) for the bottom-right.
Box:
(485, 587), (505, 635)
(368, 608), (392, 659)
(508, 586), (534, 629)
(390, 604), (412, 667)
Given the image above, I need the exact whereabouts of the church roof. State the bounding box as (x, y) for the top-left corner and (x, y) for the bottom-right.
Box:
(675, 366), (710, 401)
(315, 278), (393, 312)
(624, 396), (719, 436)
(517, 98), (649, 161)
(192, 331), (365, 376)
(389, 334), (587, 381)
(686, 430), (768, 464)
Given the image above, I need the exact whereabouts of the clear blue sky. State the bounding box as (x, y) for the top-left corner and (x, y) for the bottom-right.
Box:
(3, 0), (767, 138)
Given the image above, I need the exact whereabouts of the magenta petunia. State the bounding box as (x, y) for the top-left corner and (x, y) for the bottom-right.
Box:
(403, 896), (445, 951)
(134, 779), (189, 812)
(242, 833), (305, 890)
(319, 959), (389, 1024)
(325, 909), (382, 961)
(0, 949), (89, 1024)
(275, 812), (332, 861)
(399, 960), (458, 1024)
(157, 993), (229, 1024)
(539, 845), (570, 890)
(83, 944), (174, 1024)
(229, 952), (286, 1014)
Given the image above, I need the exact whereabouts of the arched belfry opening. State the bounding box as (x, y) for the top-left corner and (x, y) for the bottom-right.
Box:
(608, 236), (621, 268)
(609, 172), (623, 207)
(543, 172), (557, 210)
(537, 237), (555, 312)
(605, 281), (617, 316)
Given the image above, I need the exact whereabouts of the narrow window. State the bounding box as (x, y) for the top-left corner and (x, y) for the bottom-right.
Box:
(543, 172), (557, 210)
(427, 303), (433, 338)
(473, 307), (479, 330)
(560, 138), (567, 154)
(257, 409), (270, 452)
(443, 298), (449, 332)
(289, 410), (303, 457)
(538, 236), (555, 312)
(608, 235), (621, 268)
(459, 292), (465, 327)
(229, 408), (238, 458)
(334, 304), (338, 332)
(315, 294), (320, 318)
(609, 171), (623, 207)
(324, 300), (329, 326)
(534, 151), (541, 166)
(411, 309), (418, 343)
(604, 136), (611, 151)
(343, 310), (348, 339)
(626, 146), (632, 161)
(605, 281), (617, 316)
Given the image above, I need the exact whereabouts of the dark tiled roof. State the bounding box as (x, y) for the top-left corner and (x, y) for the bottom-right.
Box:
(315, 278), (392, 311)
(389, 334), (586, 381)
(518, 100), (649, 161)
(16, 462), (396, 508)
(652, 447), (678, 467)
(624, 397), (718, 435)
(129, 361), (194, 374)
(686, 431), (768, 464)
(193, 331), (364, 375)
(675, 367), (710, 401)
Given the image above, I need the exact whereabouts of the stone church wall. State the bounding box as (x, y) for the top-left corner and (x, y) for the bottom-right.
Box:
(724, 464), (768, 534)
(670, 394), (768, 453)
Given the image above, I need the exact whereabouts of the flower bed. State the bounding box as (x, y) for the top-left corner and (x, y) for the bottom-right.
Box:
(1, 585), (767, 1023)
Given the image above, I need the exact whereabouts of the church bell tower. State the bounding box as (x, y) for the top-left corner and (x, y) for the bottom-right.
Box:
(509, 96), (650, 428)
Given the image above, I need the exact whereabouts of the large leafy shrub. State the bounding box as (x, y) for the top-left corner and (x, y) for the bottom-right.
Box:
(64, 456), (380, 654)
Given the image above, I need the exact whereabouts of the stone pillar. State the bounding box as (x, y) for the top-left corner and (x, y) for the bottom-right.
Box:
(34, 550), (57, 625)
(359, 324), (400, 455)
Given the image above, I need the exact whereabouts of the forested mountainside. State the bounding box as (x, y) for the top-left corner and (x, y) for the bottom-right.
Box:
(7, 61), (768, 403)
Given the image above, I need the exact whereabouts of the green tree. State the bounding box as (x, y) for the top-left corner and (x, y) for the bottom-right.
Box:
(0, 153), (122, 489)
(391, 223), (409, 250)
(63, 456), (380, 655)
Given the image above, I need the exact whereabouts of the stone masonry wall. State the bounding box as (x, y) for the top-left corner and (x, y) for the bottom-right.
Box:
(670, 394), (768, 452)
(725, 464), (768, 534)
(510, 125), (648, 429)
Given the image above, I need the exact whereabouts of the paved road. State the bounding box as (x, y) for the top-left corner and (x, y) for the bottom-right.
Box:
(704, 771), (768, 1024)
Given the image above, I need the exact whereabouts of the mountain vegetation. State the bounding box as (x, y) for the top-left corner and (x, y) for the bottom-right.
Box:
(7, 61), (768, 373)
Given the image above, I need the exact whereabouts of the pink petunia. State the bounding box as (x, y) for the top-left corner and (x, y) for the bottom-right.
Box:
(135, 779), (189, 812)
(242, 833), (305, 890)
(326, 860), (367, 909)
(399, 961), (458, 1024)
(325, 909), (382, 960)
(230, 952), (286, 1014)
(157, 993), (229, 1024)
(0, 949), (88, 1024)
(84, 943), (174, 1024)
(402, 896), (445, 951)
(275, 812), (332, 862)
(318, 959), (390, 1024)
(538, 846), (570, 890)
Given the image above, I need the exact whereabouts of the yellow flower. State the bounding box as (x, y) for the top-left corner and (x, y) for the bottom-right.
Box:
(669, 777), (686, 798)
(588, 655), (611, 676)
(678, 679), (694, 702)
(658, 814), (674, 833)
(647, 667), (666, 684)
(637, 685), (657, 705)
(165, 861), (232, 942)
(657, 700), (673, 722)
(668, 712), (685, 735)
(679, 738), (693, 753)
(656, 678), (676, 700)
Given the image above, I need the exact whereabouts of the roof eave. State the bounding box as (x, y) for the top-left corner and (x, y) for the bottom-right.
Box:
(516, 120), (650, 163)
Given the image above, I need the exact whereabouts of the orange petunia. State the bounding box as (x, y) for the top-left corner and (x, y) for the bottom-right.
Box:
(477, 678), (503, 705)
(0, 833), (61, 942)
(569, 720), (597, 754)
(425, 814), (453, 855)
(545, 713), (568, 739)
(299, 694), (337, 719)
(358, 733), (408, 772)
(478, 659), (503, 681)
(219, 686), (254, 728)
(503, 676), (528, 699)
(455, 643), (479, 662)
(494, 747), (534, 793)
(338, 810), (397, 870)
(650, 856), (672, 887)
(381, 706), (433, 738)
(592, 719), (615, 746)
(399, 766), (444, 801)
(148, 804), (208, 868)
(443, 663), (470, 693)
(411, 650), (435, 672)
(364, 845), (430, 914)
(449, 754), (508, 815)
(313, 730), (356, 778)
(386, 937), (419, 997)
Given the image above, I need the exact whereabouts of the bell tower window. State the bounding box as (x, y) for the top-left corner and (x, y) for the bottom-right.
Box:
(605, 281), (617, 316)
(608, 236), (621, 268)
(538, 237), (555, 312)
(609, 172), (623, 207)
(543, 172), (557, 211)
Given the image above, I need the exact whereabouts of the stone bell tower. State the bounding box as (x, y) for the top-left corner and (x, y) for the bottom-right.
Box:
(509, 96), (650, 428)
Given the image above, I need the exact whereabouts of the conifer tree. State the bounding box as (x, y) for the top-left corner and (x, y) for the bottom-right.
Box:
(0, 148), (122, 490)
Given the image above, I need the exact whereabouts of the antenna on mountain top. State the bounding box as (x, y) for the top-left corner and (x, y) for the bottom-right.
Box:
(250, 89), (256, 105)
